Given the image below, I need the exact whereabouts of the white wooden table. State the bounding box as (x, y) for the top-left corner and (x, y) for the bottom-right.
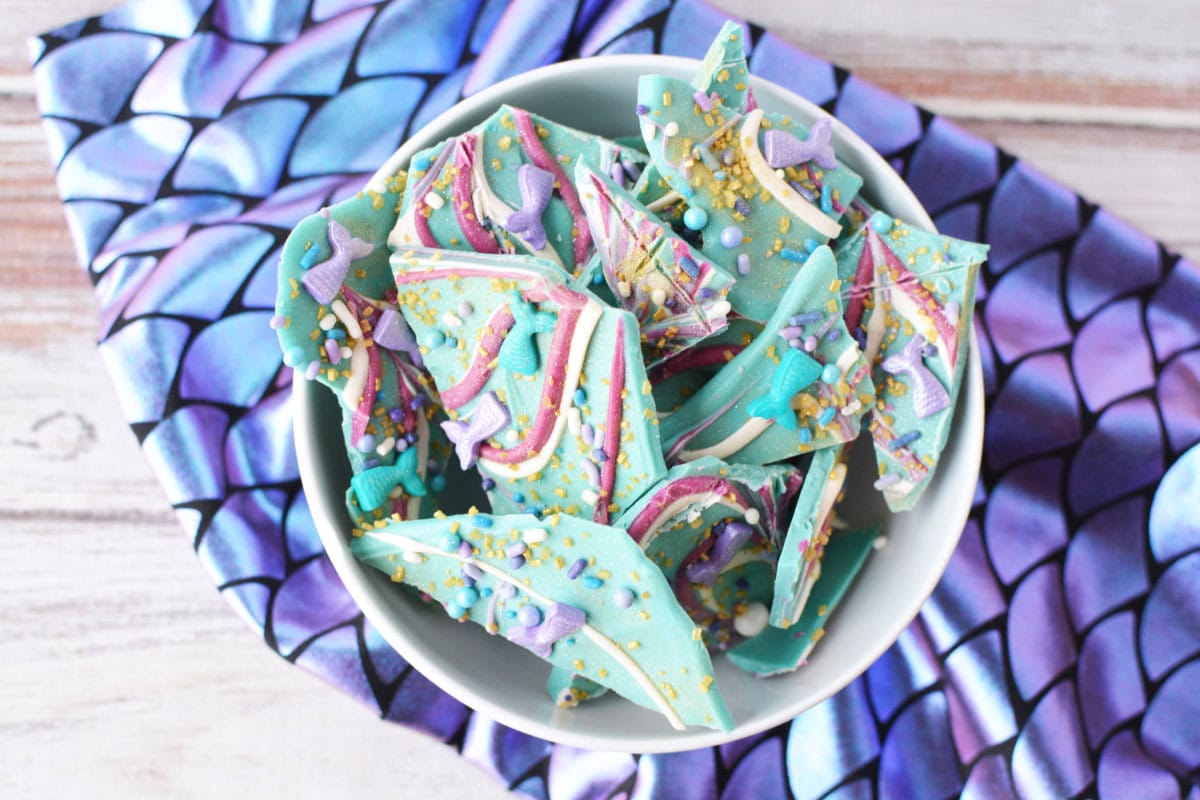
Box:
(2, 1), (1196, 796)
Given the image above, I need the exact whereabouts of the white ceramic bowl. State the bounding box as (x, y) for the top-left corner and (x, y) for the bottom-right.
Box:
(294, 55), (984, 753)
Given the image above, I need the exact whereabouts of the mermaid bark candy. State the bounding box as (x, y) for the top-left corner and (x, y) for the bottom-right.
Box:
(614, 456), (803, 650)
(389, 104), (648, 279)
(730, 524), (879, 676)
(834, 213), (988, 511)
(769, 446), (848, 628)
(575, 162), (735, 367)
(658, 246), (874, 466)
(635, 74), (863, 322)
(390, 247), (667, 521)
(275, 175), (454, 527)
(648, 317), (761, 418)
(351, 511), (733, 731)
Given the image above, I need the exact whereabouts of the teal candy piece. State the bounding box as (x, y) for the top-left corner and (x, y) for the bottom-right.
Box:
(614, 456), (803, 650)
(351, 512), (733, 731)
(391, 105), (649, 278)
(350, 446), (427, 511)
(834, 213), (988, 511)
(497, 290), (557, 374)
(730, 524), (879, 676)
(547, 666), (608, 707)
(636, 74), (863, 322)
(576, 162), (735, 367)
(275, 167), (454, 529)
(744, 348), (822, 430)
(658, 247), (874, 466)
(390, 248), (667, 521)
(769, 446), (847, 628)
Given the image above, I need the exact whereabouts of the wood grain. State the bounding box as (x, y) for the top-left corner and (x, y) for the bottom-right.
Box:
(2, 1), (1196, 797)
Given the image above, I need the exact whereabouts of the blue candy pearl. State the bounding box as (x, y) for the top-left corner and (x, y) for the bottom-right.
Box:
(355, 434), (376, 453)
(445, 602), (466, 618)
(719, 225), (743, 248)
(421, 330), (445, 348)
(517, 605), (541, 626)
(871, 215), (893, 233)
(821, 364), (841, 384)
(429, 474), (446, 492)
(683, 207), (708, 231)
(456, 587), (479, 607)
(441, 533), (461, 552)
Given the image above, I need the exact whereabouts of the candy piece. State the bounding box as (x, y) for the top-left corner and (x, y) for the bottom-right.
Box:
(575, 162), (735, 367)
(351, 512), (733, 731)
(614, 456), (803, 650)
(763, 119), (837, 171)
(691, 20), (752, 112)
(504, 164), (556, 249)
(636, 74), (863, 322)
(390, 105), (648, 277)
(301, 219), (375, 304)
(769, 446), (847, 628)
(275, 170), (453, 527)
(440, 391), (511, 469)
(390, 248), (667, 520)
(647, 317), (762, 417)
(834, 213), (988, 511)
(730, 524), (880, 676)
(658, 247), (874, 465)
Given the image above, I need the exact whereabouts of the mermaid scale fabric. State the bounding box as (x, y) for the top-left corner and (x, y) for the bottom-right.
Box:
(30, 0), (1200, 796)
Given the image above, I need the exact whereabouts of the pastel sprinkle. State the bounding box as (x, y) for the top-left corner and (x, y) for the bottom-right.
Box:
(300, 246), (320, 269)
(779, 247), (807, 263)
(613, 588), (635, 608)
(820, 184), (832, 213)
(680, 256), (700, 279)
(871, 215), (893, 233)
(567, 559), (587, 579)
(523, 528), (548, 545)
(505, 542), (528, 558)
(583, 575), (605, 589)
(820, 364), (841, 384)
(733, 197), (751, 217)
(719, 226), (743, 248)
(817, 407), (837, 427)
(874, 473), (901, 489)
(889, 430), (922, 451)
(456, 586), (479, 607)
(804, 237), (820, 253)
(797, 427), (813, 445)
(574, 388), (587, 406)
(509, 556), (526, 570)
(683, 207), (708, 230)
(441, 533), (462, 552)
(581, 423), (595, 446)
(355, 434), (376, 452)
(744, 508), (761, 525)
(421, 330), (445, 348)
(471, 514), (493, 528)
(517, 605), (542, 626)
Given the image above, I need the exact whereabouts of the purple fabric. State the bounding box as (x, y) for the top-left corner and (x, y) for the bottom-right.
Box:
(30, 1), (1200, 797)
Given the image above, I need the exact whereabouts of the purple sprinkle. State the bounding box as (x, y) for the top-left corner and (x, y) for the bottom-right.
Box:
(408, 397), (422, 411)
(804, 336), (818, 352)
(481, 478), (496, 491)
(498, 583), (516, 600)
(693, 90), (713, 111)
(363, 456), (381, 469)
(427, 459), (440, 474)
(458, 301), (473, 317)
(610, 162), (625, 187)
(613, 588), (635, 608)
(621, 158), (641, 181)
(388, 407), (404, 422)
(405, 432), (418, 444)
(788, 338), (803, 349)
(737, 253), (751, 275)
(567, 558), (587, 580)
(269, 314), (286, 329)
(780, 325), (805, 340)
(395, 439), (408, 453)
(789, 181), (816, 202)
(581, 424), (594, 446)
(721, 148), (735, 166)
(734, 197), (751, 217)
(509, 555), (526, 570)
(923, 343), (938, 358)
(697, 287), (714, 300)
(874, 473), (901, 489)
(680, 256), (700, 279)
(355, 434), (375, 453)
(517, 605), (541, 626)
(462, 562), (482, 581)
(854, 328), (869, 348)
(304, 361), (320, 380)
(458, 540), (473, 559)
(791, 311), (823, 325)
(635, 103), (648, 116)
(505, 541), (528, 558)
(581, 459), (600, 487)
(826, 329), (842, 343)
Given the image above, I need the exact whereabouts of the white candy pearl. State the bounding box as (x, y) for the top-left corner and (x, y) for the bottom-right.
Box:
(734, 602), (770, 638)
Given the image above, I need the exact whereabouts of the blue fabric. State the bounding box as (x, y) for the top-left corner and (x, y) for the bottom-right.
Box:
(31, 1), (1200, 797)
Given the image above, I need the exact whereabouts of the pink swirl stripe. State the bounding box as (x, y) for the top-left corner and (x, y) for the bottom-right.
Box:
(341, 288), (378, 442)
(439, 304), (515, 410)
(479, 300), (584, 464)
(594, 322), (625, 525)
(413, 201), (441, 247)
(626, 476), (732, 542)
(511, 108), (591, 267)
(845, 240), (874, 334)
(647, 343), (745, 384)
(452, 134), (500, 254)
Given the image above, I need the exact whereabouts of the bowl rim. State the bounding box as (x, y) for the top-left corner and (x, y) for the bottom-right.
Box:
(293, 53), (985, 752)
